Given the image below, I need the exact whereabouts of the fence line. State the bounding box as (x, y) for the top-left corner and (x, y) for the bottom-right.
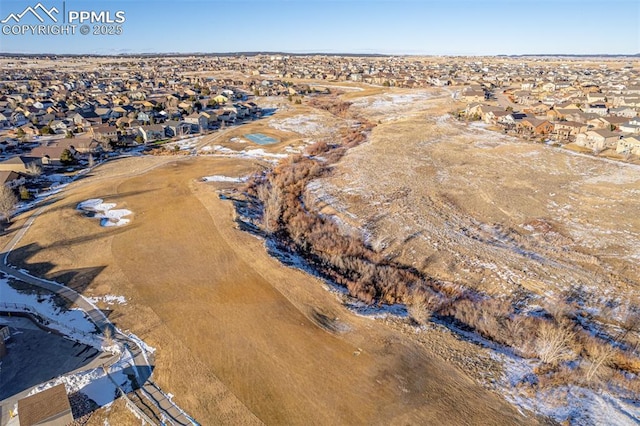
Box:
(105, 370), (160, 426)
(0, 301), (104, 349)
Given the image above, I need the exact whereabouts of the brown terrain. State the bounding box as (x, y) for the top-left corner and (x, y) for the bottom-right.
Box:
(312, 88), (640, 305)
(5, 112), (541, 424)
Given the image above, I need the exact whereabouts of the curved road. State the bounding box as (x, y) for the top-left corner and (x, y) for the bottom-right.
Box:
(0, 177), (198, 426)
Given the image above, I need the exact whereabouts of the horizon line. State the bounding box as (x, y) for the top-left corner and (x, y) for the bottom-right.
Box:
(1, 51), (639, 58)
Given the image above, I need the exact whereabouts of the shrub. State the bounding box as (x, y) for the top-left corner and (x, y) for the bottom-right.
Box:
(534, 320), (577, 366)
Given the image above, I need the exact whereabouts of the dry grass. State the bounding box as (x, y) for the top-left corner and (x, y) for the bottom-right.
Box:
(8, 153), (537, 424)
(316, 103), (640, 299)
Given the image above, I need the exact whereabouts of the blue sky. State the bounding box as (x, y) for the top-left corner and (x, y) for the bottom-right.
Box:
(0, 0), (638, 55)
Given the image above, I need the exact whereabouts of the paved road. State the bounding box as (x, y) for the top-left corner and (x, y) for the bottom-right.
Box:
(0, 178), (198, 426)
(494, 86), (521, 110)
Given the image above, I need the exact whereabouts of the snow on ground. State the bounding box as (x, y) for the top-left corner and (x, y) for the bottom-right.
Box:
(495, 351), (640, 425)
(1, 275), (156, 410)
(127, 332), (156, 355)
(77, 199), (132, 227)
(86, 295), (127, 305)
(0, 276), (102, 348)
(285, 145), (303, 154)
(351, 92), (435, 120)
(202, 175), (248, 183)
(27, 345), (134, 408)
(166, 135), (203, 151)
(346, 301), (408, 319)
(244, 148), (288, 159)
(201, 145), (288, 160)
(14, 175), (75, 215)
(269, 114), (326, 136)
(46, 173), (73, 184)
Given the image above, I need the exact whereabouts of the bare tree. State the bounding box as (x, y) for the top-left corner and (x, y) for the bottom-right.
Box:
(26, 162), (42, 176)
(408, 290), (442, 325)
(257, 184), (282, 234)
(535, 320), (577, 366)
(0, 185), (18, 223)
(583, 340), (615, 383)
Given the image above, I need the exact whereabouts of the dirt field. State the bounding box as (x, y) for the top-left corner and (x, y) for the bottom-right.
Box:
(312, 88), (640, 316)
(7, 148), (539, 424)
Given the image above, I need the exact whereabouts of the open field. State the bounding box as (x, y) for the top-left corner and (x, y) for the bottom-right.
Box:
(303, 87), (640, 423)
(8, 82), (640, 424)
(313, 90), (640, 301)
(6, 149), (537, 422)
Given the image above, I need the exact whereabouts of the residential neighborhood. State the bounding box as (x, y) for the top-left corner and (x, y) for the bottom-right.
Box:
(0, 55), (638, 194)
(454, 59), (640, 156)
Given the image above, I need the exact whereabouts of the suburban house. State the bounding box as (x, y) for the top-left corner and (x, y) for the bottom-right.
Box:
(66, 137), (103, 154)
(0, 170), (26, 188)
(463, 102), (483, 118)
(597, 116), (628, 130)
(164, 121), (191, 138)
(478, 105), (504, 123)
(138, 124), (165, 142)
(576, 130), (621, 151)
(617, 135), (640, 155)
(94, 107), (112, 121)
(49, 119), (75, 134)
(516, 117), (554, 136)
(0, 137), (19, 152)
(0, 156), (42, 173)
(217, 110), (236, 124)
(18, 123), (39, 137)
(461, 88), (485, 103)
(485, 110), (511, 125)
(30, 143), (78, 167)
(583, 103), (609, 116)
(610, 107), (638, 118)
(198, 110), (219, 128)
(553, 121), (587, 141)
(586, 92), (607, 103)
(90, 124), (120, 142)
(183, 113), (208, 133)
(137, 111), (152, 124)
(0, 112), (9, 128)
(619, 118), (640, 134)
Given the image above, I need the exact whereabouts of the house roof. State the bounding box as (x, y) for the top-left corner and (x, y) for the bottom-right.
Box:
(17, 384), (73, 426)
(140, 124), (164, 132)
(91, 124), (118, 133)
(30, 145), (71, 160)
(555, 121), (584, 128)
(589, 129), (619, 138)
(0, 170), (23, 185)
(0, 156), (39, 166)
(520, 117), (550, 128)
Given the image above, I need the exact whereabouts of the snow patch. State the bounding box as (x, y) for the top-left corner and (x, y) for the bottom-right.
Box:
(494, 350), (640, 425)
(27, 345), (134, 408)
(77, 199), (132, 227)
(0, 277), (103, 348)
(202, 175), (248, 183)
(269, 114), (326, 136)
(202, 145), (288, 160)
(86, 295), (127, 305)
